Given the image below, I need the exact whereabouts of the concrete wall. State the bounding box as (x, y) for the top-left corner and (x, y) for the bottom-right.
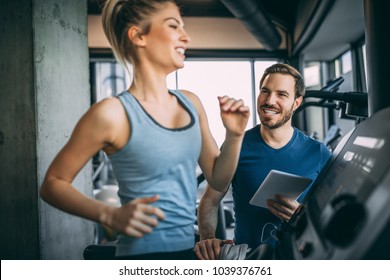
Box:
(0, 0), (94, 259)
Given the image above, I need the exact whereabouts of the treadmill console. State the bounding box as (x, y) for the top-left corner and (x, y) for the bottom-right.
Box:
(276, 107), (390, 259)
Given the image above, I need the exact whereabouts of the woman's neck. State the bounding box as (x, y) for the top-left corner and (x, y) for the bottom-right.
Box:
(130, 68), (170, 102)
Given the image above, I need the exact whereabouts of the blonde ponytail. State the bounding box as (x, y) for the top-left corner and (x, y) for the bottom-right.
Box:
(101, 0), (176, 78)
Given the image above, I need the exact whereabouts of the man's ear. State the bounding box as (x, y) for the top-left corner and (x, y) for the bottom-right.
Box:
(293, 95), (303, 111)
(127, 26), (146, 47)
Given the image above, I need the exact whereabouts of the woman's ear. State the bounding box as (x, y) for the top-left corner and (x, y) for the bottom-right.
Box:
(127, 26), (146, 47)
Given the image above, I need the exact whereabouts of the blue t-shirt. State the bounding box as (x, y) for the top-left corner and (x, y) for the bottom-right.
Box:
(232, 125), (331, 250)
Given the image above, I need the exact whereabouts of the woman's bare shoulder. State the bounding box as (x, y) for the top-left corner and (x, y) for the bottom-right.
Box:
(73, 97), (127, 142)
(178, 89), (202, 110)
(89, 97), (124, 122)
(92, 96), (123, 111)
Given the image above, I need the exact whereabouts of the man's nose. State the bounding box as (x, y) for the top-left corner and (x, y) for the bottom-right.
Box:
(265, 93), (277, 105)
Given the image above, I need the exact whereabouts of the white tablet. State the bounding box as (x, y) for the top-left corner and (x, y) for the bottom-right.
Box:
(249, 170), (312, 208)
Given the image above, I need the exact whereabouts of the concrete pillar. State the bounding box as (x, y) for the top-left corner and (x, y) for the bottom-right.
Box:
(364, 0), (390, 116)
(0, 0), (94, 259)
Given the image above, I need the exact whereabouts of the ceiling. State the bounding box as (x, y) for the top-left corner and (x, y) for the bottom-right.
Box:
(87, 0), (299, 30)
(87, 0), (365, 61)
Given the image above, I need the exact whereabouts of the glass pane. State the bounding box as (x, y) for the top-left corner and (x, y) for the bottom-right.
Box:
(362, 44), (368, 87)
(342, 50), (352, 74)
(304, 63), (321, 88)
(95, 62), (128, 102)
(177, 61), (253, 147)
(303, 62), (324, 139)
(335, 59), (341, 77)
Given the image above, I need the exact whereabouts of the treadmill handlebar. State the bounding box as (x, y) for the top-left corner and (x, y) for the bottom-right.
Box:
(320, 77), (344, 92)
(304, 90), (367, 105)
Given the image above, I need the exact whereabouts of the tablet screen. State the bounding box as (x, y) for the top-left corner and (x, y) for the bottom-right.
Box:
(249, 170), (312, 208)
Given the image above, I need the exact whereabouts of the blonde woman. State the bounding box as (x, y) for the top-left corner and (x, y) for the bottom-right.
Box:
(40, 0), (249, 259)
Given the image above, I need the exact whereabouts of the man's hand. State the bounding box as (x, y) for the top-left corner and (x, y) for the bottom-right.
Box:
(266, 194), (300, 221)
(194, 238), (234, 260)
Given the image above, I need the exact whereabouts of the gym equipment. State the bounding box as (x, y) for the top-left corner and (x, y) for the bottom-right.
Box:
(265, 107), (390, 259)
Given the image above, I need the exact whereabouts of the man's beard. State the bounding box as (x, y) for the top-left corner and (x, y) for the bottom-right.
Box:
(258, 104), (294, 129)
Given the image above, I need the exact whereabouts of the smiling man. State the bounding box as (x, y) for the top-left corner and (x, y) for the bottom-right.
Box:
(195, 63), (332, 260)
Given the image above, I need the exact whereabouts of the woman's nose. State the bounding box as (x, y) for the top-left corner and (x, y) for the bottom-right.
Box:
(181, 29), (191, 43)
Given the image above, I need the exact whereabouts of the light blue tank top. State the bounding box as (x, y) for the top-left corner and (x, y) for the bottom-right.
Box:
(108, 90), (202, 256)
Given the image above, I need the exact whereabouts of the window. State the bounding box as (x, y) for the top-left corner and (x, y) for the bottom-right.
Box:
(176, 61), (253, 147)
(362, 44), (368, 87)
(303, 62), (324, 139)
(92, 59), (277, 147)
(304, 63), (321, 88)
(341, 51), (352, 74)
(335, 59), (341, 77)
(93, 62), (129, 102)
(333, 50), (352, 78)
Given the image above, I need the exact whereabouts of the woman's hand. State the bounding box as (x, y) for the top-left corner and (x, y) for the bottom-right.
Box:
(102, 195), (166, 237)
(218, 95), (250, 137)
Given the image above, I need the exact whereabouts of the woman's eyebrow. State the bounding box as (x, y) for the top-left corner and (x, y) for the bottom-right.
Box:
(164, 17), (184, 26)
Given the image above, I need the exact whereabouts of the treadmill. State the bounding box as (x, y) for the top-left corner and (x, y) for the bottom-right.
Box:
(273, 106), (390, 259)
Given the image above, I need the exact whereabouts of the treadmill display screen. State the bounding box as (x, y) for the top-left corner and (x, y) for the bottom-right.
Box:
(315, 135), (389, 211)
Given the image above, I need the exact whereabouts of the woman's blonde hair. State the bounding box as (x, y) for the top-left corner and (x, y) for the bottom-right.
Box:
(101, 0), (176, 76)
